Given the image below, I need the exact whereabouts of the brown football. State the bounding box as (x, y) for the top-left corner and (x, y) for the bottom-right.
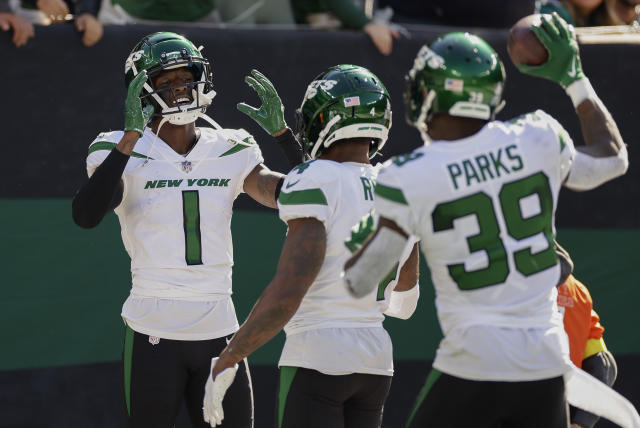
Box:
(507, 14), (549, 66)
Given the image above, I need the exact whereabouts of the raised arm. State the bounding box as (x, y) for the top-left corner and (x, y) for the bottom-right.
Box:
(237, 69), (305, 168)
(518, 13), (628, 190)
(72, 72), (153, 228)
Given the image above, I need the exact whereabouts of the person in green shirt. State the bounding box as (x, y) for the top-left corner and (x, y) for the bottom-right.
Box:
(98, 0), (221, 24)
(291, 0), (400, 55)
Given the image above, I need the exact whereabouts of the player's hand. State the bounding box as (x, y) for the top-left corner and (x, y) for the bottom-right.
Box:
(363, 22), (400, 56)
(517, 12), (585, 87)
(0, 13), (35, 47)
(36, 0), (69, 22)
(75, 14), (103, 47)
(124, 71), (154, 137)
(203, 357), (238, 427)
(237, 69), (287, 137)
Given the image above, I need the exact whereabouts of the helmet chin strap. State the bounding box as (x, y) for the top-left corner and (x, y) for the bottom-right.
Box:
(416, 90), (435, 145)
(311, 115), (342, 159)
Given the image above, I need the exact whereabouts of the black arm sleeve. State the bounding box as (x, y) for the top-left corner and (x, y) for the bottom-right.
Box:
(274, 128), (306, 168)
(72, 149), (129, 229)
(571, 350), (618, 428)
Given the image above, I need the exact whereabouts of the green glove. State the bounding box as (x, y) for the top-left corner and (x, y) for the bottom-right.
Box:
(237, 69), (287, 136)
(518, 12), (586, 87)
(124, 71), (154, 136)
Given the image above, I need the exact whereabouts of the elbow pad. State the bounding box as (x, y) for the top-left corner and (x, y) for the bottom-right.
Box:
(384, 283), (419, 320)
(565, 145), (628, 191)
(344, 227), (407, 298)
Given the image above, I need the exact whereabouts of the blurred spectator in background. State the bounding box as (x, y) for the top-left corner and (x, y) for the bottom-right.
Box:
(537, 0), (640, 25)
(290, 0), (400, 55)
(98, 0), (222, 24)
(99, 0), (295, 27)
(10, 0), (102, 45)
(216, 0), (295, 25)
(0, 0), (34, 46)
(377, 0), (535, 27)
(556, 242), (618, 428)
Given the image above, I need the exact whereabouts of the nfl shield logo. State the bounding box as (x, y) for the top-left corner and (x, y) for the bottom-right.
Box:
(181, 161), (192, 173)
(148, 336), (160, 345)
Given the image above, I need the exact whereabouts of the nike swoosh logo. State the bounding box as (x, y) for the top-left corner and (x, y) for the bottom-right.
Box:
(285, 180), (300, 189)
(567, 58), (577, 78)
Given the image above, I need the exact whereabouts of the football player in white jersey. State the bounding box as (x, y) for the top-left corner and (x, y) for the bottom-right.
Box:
(71, 32), (304, 428)
(202, 65), (420, 428)
(344, 15), (628, 428)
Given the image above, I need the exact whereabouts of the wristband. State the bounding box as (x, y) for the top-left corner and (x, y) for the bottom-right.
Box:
(565, 78), (598, 108)
(274, 128), (305, 168)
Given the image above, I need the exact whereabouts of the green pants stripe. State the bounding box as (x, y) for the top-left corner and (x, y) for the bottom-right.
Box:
(278, 366), (298, 428)
(406, 368), (441, 427)
(123, 325), (134, 416)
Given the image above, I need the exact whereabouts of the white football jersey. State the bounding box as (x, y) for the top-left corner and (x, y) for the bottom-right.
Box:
(85, 127), (263, 339)
(277, 159), (395, 375)
(375, 110), (576, 380)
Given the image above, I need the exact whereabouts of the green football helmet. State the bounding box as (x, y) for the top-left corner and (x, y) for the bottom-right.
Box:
(296, 65), (392, 159)
(124, 32), (216, 126)
(404, 32), (506, 130)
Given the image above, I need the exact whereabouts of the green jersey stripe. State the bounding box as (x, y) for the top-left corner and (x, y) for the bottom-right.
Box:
(220, 144), (250, 157)
(375, 183), (408, 205)
(278, 188), (328, 205)
(88, 141), (150, 159)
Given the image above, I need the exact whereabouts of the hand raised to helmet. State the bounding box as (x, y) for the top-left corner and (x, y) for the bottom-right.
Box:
(124, 71), (154, 136)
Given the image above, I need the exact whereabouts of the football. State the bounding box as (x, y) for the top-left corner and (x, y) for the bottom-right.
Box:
(507, 14), (549, 66)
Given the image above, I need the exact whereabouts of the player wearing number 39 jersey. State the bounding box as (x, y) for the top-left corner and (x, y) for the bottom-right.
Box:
(72, 32), (304, 428)
(344, 24), (627, 428)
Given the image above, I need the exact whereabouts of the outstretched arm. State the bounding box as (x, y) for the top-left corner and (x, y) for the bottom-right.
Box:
(243, 163), (285, 209)
(211, 217), (326, 378)
(344, 217), (410, 298)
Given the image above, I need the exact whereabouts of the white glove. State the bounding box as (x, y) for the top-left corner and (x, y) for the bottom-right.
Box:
(203, 357), (238, 427)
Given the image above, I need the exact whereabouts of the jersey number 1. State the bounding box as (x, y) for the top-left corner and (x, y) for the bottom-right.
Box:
(182, 191), (203, 265)
(432, 172), (557, 291)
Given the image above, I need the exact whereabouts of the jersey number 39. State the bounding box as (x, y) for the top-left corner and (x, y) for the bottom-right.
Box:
(432, 172), (557, 291)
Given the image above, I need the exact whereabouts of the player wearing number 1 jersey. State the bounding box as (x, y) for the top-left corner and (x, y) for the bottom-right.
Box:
(344, 19), (627, 428)
(71, 32), (303, 428)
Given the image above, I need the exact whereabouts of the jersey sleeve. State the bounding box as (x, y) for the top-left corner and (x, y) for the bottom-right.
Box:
(537, 110), (576, 182)
(236, 129), (265, 191)
(86, 131), (124, 177)
(374, 162), (416, 237)
(278, 161), (332, 225)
